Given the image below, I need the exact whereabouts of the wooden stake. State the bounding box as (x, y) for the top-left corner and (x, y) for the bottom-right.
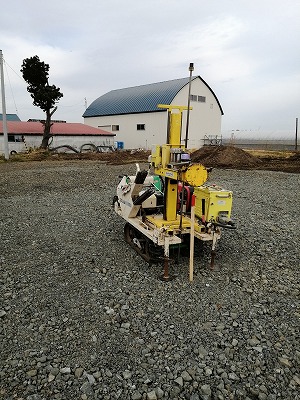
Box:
(189, 194), (196, 282)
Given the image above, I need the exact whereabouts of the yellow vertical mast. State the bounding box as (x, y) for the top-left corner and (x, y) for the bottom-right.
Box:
(157, 105), (187, 221)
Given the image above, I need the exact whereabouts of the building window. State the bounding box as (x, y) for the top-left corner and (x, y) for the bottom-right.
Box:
(137, 124), (145, 130)
(8, 134), (23, 142)
(112, 125), (119, 131)
(190, 94), (197, 101)
(198, 96), (206, 102)
(98, 125), (111, 129)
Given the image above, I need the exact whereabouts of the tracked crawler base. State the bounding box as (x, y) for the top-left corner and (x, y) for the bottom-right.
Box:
(124, 222), (163, 263)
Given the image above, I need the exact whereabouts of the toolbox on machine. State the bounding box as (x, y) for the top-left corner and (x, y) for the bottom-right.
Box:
(194, 185), (233, 222)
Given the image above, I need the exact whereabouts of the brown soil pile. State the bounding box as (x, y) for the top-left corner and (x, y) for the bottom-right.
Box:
(191, 145), (262, 168)
(289, 151), (300, 161)
(9, 149), (151, 165)
(5, 147), (300, 173)
(75, 149), (151, 165)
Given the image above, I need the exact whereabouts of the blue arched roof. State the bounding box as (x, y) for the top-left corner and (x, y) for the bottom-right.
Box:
(83, 76), (223, 118)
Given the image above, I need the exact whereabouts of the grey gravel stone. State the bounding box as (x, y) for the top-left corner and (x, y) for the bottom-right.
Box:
(50, 367), (60, 376)
(48, 373), (56, 382)
(258, 393), (267, 400)
(27, 369), (37, 377)
(174, 376), (184, 387)
(86, 373), (96, 385)
(228, 372), (240, 381)
(75, 367), (84, 378)
(147, 390), (157, 400)
(181, 370), (192, 381)
(123, 370), (132, 379)
(155, 387), (164, 398)
(278, 357), (292, 367)
(60, 367), (71, 374)
(132, 392), (142, 400)
(201, 384), (211, 395)
(80, 381), (94, 395)
(205, 367), (213, 376)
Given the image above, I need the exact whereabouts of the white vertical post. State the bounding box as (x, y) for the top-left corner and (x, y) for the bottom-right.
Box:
(189, 194), (196, 282)
(0, 50), (9, 160)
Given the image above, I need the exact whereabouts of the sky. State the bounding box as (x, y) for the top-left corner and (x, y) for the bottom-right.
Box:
(1, 0), (299, 139)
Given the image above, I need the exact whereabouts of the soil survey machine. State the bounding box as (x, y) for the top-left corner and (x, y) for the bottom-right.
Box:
(113, 104), (235, 280)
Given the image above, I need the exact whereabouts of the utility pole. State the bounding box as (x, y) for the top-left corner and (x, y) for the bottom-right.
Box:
(0, 49), (9, 160)
(295, 117), (298, 151)
(184, 62), (194, 149)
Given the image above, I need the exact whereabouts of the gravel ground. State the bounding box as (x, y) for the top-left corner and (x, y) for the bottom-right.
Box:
(0, 160), (299, 400)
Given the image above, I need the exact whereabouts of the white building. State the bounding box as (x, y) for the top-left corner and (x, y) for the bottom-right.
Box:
(83, 76), (224, 150)
(0, 120), (115, 155)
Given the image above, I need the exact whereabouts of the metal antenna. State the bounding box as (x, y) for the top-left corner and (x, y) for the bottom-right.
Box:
(184, 62), (194, 149)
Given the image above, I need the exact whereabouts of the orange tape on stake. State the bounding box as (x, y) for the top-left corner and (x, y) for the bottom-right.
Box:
(191, 194), (196, 207)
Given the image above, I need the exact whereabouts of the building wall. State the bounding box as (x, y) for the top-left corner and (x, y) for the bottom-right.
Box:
(0, 134), (115, 154)
(83, 77), (223, 150)
(84, 112), (168, 150)
(50, 135), (115, 151)
(173, 78), (222, 149)
(1, 135), (41, 154)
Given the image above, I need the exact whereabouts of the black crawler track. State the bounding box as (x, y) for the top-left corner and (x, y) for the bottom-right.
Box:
(124, 222), (163, 263)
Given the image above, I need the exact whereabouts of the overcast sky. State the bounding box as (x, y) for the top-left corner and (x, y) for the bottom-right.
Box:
(1, 0), (299, 138)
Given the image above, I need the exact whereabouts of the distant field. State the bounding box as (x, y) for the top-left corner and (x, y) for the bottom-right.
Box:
(244, 149), (296, 159)
(1, 146), (299, 173)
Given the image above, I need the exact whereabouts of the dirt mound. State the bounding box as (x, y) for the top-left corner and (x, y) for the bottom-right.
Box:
(191, 145), (261, 168)
(8, 149), (150, 165)
(4, 147), (299, 173)
(289, 151), (300, 160)
(82, 149), (150, 165)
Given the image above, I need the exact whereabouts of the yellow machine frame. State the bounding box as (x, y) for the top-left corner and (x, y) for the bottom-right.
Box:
(150, 104), (207, 224)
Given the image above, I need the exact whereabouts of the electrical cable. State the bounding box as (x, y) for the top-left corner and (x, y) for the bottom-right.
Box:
(4, 59), (19, 114)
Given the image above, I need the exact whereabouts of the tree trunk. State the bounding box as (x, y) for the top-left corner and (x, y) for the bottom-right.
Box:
(41, 109), (54, 149)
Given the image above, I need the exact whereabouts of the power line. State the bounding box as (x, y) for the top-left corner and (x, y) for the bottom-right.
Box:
(4, 59), (18, 114)
(4, 59), (24, 82)
(59, 99), (87, 108)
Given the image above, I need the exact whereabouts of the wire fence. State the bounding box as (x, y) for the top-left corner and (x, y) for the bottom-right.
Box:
(203, 135), (298, 151)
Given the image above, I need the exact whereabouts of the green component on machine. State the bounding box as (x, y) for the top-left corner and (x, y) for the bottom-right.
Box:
(153, 175), (162, 192)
